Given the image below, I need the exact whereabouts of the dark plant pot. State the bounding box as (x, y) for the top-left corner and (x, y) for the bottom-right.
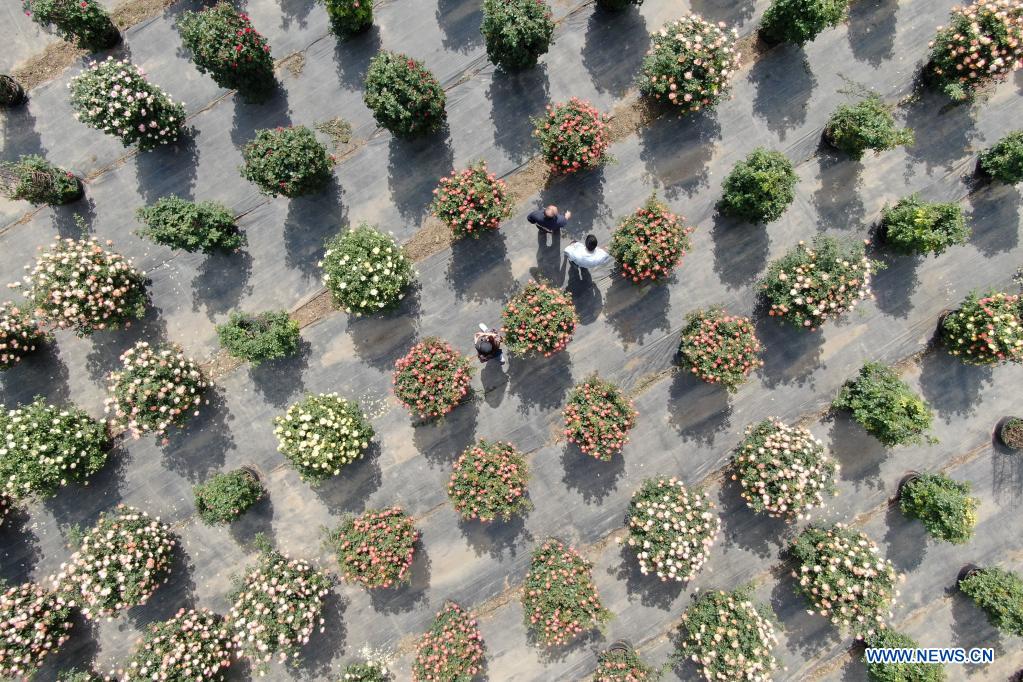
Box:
(757, 26), (783, 48)
(958, 563), (980, 586)
(934, 309), (952, 341)
(997, 416), (1023, 452)
(239, 465), (261, 484)
(897, 471), (921, 500)
(607, 639), (634, 654)
(0, 76), (26, 107)
(61, 177), (85, 205)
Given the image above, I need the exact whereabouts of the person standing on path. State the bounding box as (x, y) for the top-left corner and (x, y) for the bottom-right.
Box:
(527, 204), (571, 233)
(563, 234), (610, 278)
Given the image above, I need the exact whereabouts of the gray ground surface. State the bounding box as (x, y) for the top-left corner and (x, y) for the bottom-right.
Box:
(1, 0), (1022, 680)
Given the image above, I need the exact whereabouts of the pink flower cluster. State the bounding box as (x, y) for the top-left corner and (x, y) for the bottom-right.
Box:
(448, 440), (531, 522)
(609, 195), (693, 284)
(412, 602), (486, 681)
(929, 0), (1023, 100)
(942, 291), (1023, 365)
(430, 161), (513, 238)
(0, 582), (72, 679)
(678, 307), (764, 391)
(0, 301), (45, 370)
(393, 338), (474, 420)
(522, 539), (610, 646)
(562, 375), (637, 461)
(501, 280), (578, 356)
(533, 97), (612, 174)
(121, 607), (233, 681)
(333, 507), (420, 589)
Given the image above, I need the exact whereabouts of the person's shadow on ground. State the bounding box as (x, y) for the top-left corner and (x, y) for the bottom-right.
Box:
(531, 228), (567, 285)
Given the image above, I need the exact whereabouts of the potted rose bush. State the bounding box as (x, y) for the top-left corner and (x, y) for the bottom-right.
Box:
(216, 310), (300, 365)
(533, 97), (611, 174)
(940, 290), (1023, 365)
(1, 155), (83, 206)
(790, 523), (898, 637)
(105, 341), (209, 439)
(241, 125), (333, 197)
(332, 507), (420, 589)
(639, 15), (740, 112)
(0, 301), (46, 370)
(522, 538), (611, 646)
(759, 0), (849, 46)
(677, 586), (779, 682)
(732, 418), (838, 520)
(562, 375), (637, 461)
(863, 629), (945, 682)
(23, 0), (120, 51)
(321, 223), (415, 315)
(431, 161), (513, 238)
(364, 51), (446, 138)
(592, 643), (656, 681)
(833, 362), (934, 446)
(0, 582), (73, 679)
(412, 601), (486, 682)
(958, 566), (1023, 636)
(13, 236), (148, 337)
(54, 504), (175, 620)
(69, 57), (185, 149)
(322, 0), (373, 37)
(609, 194), (693, 284)
(717, 148), (797, 224)
(274, 392), (374, 482)
(501, 280), (578, 356)
(977, 130), (1023, 184)
(899, 473), (978, 544)
(449, 440), (531, 522)
(481, 0), (555, 71)
(122, 607), (233, 681)
(761, 236), (878, 330)
(880, 195), (970, 256)
(999, 416), (1023, 451)
(823, 96), (914, 160)
(679, 307), (764, 391)
(193, 468), (265, 525)
(393, 338), (474, 420)
(136, 196), (245, 253)
(626, 477), (719, 582)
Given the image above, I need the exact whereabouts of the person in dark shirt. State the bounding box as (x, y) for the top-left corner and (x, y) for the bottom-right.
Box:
(527, 204), (572, 233)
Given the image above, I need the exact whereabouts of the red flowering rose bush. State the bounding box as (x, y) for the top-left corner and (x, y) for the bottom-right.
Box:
(448, 440), (531, 522)
(273, 393), (375, 482)
(53, 505), (175, 620)
(430, 161), (513, 239)
(122, 607), (233, 681)
(522, 538), (610, 646)
(940, 290), (1023, 365)
(609, 194), (693, 284)
(23, 0), (120, 51)
(592, 645), (657, 681)
(11, 236), (148, 337)
(0, 582), (73, 679)
(241, 125), (333, 197)
(364, 51), (446, 138)
(732, 418), (838, 520)
(412, 601), (486, 682)
(105, 341), (209, 439)
(331, 507), (420, 589)
(562, 375), (637, 461)
(0, 301), (45, 370)
(626, 477), (719, 582)
(532, 98), (611, 174)
(393, 338), (474, 420)
(679, 307), (764, 391)
(323, 0), (373, 37)
(501, 280), (578, 357)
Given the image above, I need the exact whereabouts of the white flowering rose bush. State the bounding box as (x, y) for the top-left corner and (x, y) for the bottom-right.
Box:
(928, 0), (1023, 101)
(940, 290), (1023, 365)
(53, 504), (175, 620)
(121, 607), (233, 681)
(625, 477), (719, 583)
(731, 418), (837, 520)
(273, 393), (374, 482)
(0, 301), (46, 370)
(68, 57), (185, 150)
(0, 492), (11, 527)
(790, 523), (898, 637)
(0, 581), (73, 679)
(105, 341), (209, 439)
(10, 237), (148, 337)
(320, 223), (415, 315)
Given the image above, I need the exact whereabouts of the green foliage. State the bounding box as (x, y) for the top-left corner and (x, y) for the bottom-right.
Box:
(562, 375), (637, 461)
(216, 310), (299, 365)
(717, 148), (797, 223)
(596, 0), (644, 9)
(501, 280), (578, 356)
(412, 602), (486, 682)
(899, 473), (978, 544)
(323, 0), (373, 36)
(959, 567), (1023, 636)
(448, 440), (531, 522)
(592, 645), (657, 680)
(178, 2), (274, 102)
(240, 125), (333, 197)
(320, 223), (415, 314)
(833, 362), (934, 446)
(122, 608), (233, 681)
(0, 155), (82, 206)
(940, 290), (1023, 365)
(532, 97), (611, 173)
(978, 130), (1023, 184)
(340, 661), (392, 681)
(760, 0), (849, 46)
(0, 301), (46, 371)
(364, 51), (446, 138)
(193, 468), (265, 525)
(136, 196), (244, 253)
(523, 538), (611, 646)
(609, 194), (693, 284)
(332, 507), (419, 588)
(864, 630), (945, 682)
(824, 96), (914, 160)
(430, 161), (513, 238)
(880, 195), (970, 255)
(928, 1), (1023, 102)
(23, 0), (119, 51)
(679, 308), (764, 391)
(273, 393), (374, 481)
(481, 0), (556, 71)
(58, 670), (104, 682)
(0, 75), (26, 106)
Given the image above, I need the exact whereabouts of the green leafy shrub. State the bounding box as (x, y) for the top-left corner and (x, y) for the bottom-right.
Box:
(216, 310), (299, 365)
(978, 130), (1023, 184)
(899, 473), (978, 544)
(178, 2), (275, 102)
(393, 338), (474, 419)
(502, 280), (578, 356)
(0, 155), (82, 205)
(760, 0), (849, 46)
(341, 660), (392, 681)
(122, 608), (233, 681)
(833, 362), (934, 446)
(592, 645), (656, 680)
(679, 308), (764, 391)
(481, 0), (555, 71)
(322, 0), (373, 36)
(717, 148), (797, 223)
(0, 301), (46, 371)
(412, 602), (486, 682)
(23, 0), (119, 51)
(596, 0), (644, 9)
(136, 196), (244, 253)
(364, 51), (446, 138)
(609, 194), (694, 284)
(639, 15), (740, 112)
(58, 669), (104, 682)
(241, 125), (332, 197)
(69, 57), (185, 150)
(824, 96), (914, 160)
(523, 538), (611, 646)
(321, 223), (415, 315)
(958, 566), (1023, 636)
(940, 290), (1023, 365)
(0, 75), (26, 106)
(563, 375), (637, 461)
(880, 195), (970, 256)
(863, 629), (946, 682)
(430, 161), (513, 238)
(532, 97), (611, 174)
(449, 440), (531, 522)
(1000, 416), (1023, 450)
(0, 582), (73, 679)
(193, 468), (265, 525)
(274, 393), (374, 482)
(332, 507), (420, 589)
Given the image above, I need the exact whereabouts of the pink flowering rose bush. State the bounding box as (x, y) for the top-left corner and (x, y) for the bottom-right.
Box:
(928, 0), (1023, 101)
(532, 98), (611, 174)
(679, 307), (764, 391)
(448, 440), (531, 522)
(609, 194), (693, 284)
(121, 607), (233, 681)
(0, 301), (46, 370)
(273, 393), (374, 482)
(562, 375), (637, 461)
(430, 161), (513, 239)
(0, 581), (73, 679)
(393, 338), (474, 420)
(592, 645), (657, 681)
(501, 280), (578, 357)
(412, 601), (486, 682)
(523, 538), (611, 646)
(626, 477), (719, 582)
(940, 290), (1023, 365)
(332, 507), (420, 589)
(53, 505), (175, 620)
(105, 341), (209, 439)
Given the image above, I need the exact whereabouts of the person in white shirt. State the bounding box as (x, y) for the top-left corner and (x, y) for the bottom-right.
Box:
(563, 234), (611, 277)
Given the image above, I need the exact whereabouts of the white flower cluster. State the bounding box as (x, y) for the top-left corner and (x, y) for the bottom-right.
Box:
(273, 393), (374, 482)
(642, 16), (740, 112)
(680, 589), (778, 682)
(0, 582), (72, 679)
(0, 301), (44, 370)
(320, 224), (415, 316)
(121, 607), (233, 681)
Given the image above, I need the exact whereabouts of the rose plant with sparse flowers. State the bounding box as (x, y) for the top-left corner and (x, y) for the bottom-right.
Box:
(341, 660), (392, 681)
(0, 581), (73, 679)
(609, 194), (693, 284)
(321, 223), (415, 315)
(1, 154), (83, 206)
(332, 507), (419, 589)
(364, 51), (446, 138)
(322, 0), (373, 37)
(592, 645), (656, 681)
(481, 0), (555, 71)
(193, 468), (265, 525)
(978, 130), (1023, 183)
(900, 473), (978, 544)
(136, 196), (244, 254)
(523, 538), (610, 646)
(412, 601), (486, 682)
(501, 280), (578, 356)
(679, 307), (764, 391)
(430, 162), (513, 239)
(958, 566), (1023, 636)
(532, 98), (611, 174)
(53, 505), (175, 620)
(23, 0), (120, 51)
(393, 338), (474, 420)
(940, 290), (1023, 365)
(240, 125), (333, 197)
(626, 477), (719, 582)
(823, 96), (914, 160)
(122, 607), (233, 681)
(880, 195), (970, 256)
(105, 341), (209, 439)
(863, 629), (946, 682)
(0, 301), (45, 370)
(562, 375), (637, 461)
(833, 362), (934, 446)
(273, 393), (374, 482)
(732, 418), (837, 520)
(448, 440), (531, 522)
